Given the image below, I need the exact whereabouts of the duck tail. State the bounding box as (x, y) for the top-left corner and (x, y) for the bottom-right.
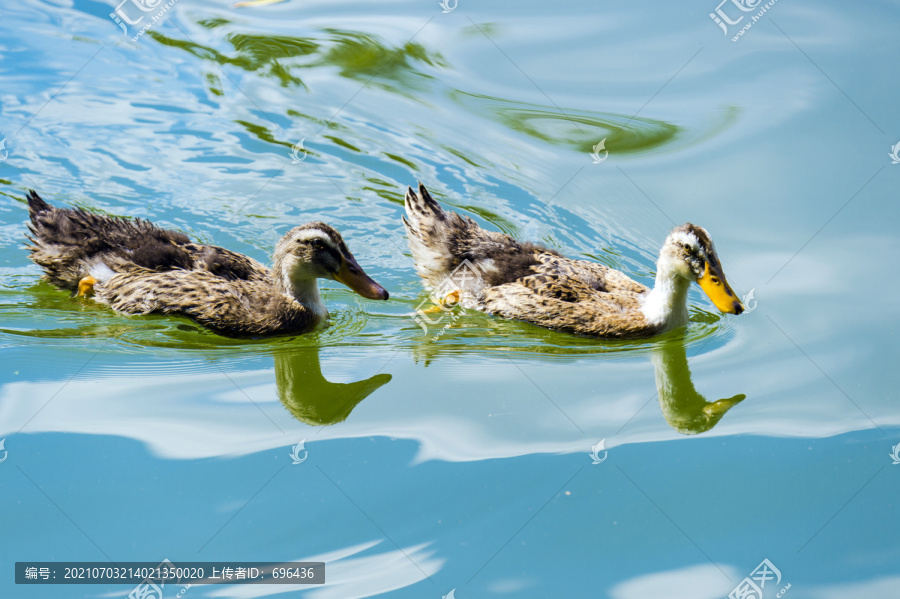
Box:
(26, 189), (51, 219)
(402, 183), (460, 286)
(402, 183), (446, 235)
(25, 189), (55, 249)
(24, 190), (108, 291)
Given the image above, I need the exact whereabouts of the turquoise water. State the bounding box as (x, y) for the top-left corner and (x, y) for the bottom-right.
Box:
(2, 0), (899, 597)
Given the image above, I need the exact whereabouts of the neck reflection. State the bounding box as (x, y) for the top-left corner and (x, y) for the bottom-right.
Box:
(651, 333), (745, 434)
(274, 347), (392, 426)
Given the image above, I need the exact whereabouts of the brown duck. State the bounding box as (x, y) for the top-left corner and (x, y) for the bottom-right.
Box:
(25, 190), (388, 337)
(403, 183), (743, 338)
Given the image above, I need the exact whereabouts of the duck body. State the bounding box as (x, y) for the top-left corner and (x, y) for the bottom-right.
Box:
(93, 267), (317, 337)
(403, 184), (742, 339)
(26, 190), (388, 337)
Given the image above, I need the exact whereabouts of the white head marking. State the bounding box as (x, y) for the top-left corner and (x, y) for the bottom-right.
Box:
(292, 229), (338, 249)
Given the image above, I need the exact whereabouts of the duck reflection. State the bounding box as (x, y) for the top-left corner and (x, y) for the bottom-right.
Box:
(652, 334), (745, 434)
(408, 325), (745, 433)
(274, 347), (392, 425)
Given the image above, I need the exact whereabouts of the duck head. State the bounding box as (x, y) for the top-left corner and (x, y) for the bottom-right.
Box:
(659, 223), (743, 315)
(274, 223), (389, 304)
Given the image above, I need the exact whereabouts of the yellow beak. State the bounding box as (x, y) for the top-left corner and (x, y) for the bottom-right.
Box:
(696, 261), (744, 314)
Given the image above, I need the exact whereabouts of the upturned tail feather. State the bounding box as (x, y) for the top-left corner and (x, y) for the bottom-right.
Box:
(402, 183), (458, 286)
(402, 182), (446, 238)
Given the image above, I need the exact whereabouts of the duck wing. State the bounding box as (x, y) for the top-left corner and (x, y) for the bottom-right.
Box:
(180, 244), (268, 282)
(481, 254), (655, 338)
(96, 267), (311, 337)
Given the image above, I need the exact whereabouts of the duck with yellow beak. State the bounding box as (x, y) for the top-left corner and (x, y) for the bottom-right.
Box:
(403, 183), (743, 338)
(640, 223), (744, 332)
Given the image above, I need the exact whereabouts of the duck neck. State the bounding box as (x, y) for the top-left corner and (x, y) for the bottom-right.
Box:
(641, 259), (691, 331)
(279, 269), (328, 323)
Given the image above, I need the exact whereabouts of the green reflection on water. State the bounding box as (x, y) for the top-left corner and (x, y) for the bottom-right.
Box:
(147, 22), (687, 165)
(275, 346), (391, 426)
(272, 329), (743, 432)
(651, 332), (746, 434)
(229, 33), (319, 65)
(327, 136), (361, 152)
(450, 91), (680, 154)
(235, 119), (295, 151)
(148, 27), (445, 93)
(319, 29), (447, 91)
(404, 301), (728, 360)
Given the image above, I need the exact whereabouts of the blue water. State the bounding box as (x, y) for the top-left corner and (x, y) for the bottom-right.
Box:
(1, 0), (899, 597)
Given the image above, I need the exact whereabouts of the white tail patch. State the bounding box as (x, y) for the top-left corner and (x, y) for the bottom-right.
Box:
(404, 226), (452, 287)
(89, 262), (116, 283)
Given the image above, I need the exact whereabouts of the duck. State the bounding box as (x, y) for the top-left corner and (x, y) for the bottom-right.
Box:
(402, 183), (743, 339)
(25, 190), (389, 337)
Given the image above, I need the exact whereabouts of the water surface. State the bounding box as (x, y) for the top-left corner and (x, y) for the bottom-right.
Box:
(1, 0), (899, 597)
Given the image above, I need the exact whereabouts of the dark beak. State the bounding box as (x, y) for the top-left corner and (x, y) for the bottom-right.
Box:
(333, 253), (389, 300)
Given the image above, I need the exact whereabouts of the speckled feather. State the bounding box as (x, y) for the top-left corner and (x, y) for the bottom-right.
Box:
(26, 190), (266, 289)
(403, 183), (663, 338)
(99, 267), (312, 336)
(25, 191), (340, 337)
